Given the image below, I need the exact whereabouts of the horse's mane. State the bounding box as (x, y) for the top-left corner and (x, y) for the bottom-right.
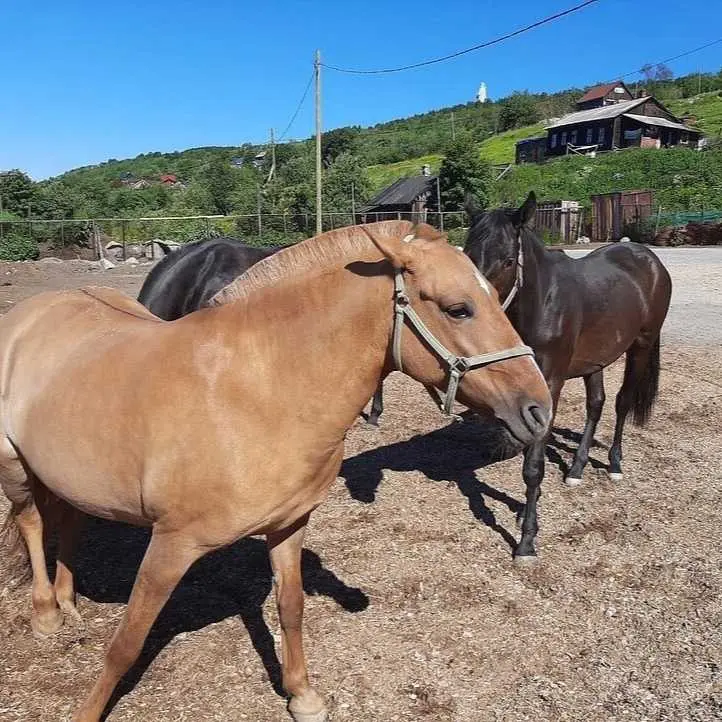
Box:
(209, 221), (414, 306)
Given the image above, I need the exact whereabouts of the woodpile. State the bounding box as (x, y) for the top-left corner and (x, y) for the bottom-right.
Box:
(653, 221), (722, 246)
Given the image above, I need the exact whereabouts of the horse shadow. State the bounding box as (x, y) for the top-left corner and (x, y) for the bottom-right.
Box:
(547, 425), (608, 476)
(67, 517), (368, 717)
(341, 416), (525, 552)
(341, 417), (608, 550)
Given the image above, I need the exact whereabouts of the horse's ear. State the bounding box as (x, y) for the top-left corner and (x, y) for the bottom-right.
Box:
(360, 226), (413, 270)
(464, 193), (483, 220)
(513, 191), (537, 229)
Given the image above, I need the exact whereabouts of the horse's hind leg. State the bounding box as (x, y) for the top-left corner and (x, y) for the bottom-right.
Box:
(74, 529), (204, 722)
(608, 337), (659, 481)
(565, 370), (605, 487)
(54, 500), (85, 624)
(0, 438), (64, 637)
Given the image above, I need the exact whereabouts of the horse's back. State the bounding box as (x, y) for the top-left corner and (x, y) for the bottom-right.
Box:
(138, 236), (278, 319)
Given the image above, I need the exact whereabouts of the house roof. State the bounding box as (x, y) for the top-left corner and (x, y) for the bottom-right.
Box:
(546, 97), (647, 129)
(577, 81), (628, 104)
(360, 175), (437, 211)
(623, 114), (701, 134)
(160, 174), (177, 183)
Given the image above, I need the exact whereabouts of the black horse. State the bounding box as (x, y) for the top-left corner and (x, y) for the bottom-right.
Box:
(464, 192), (671, 563)
(138, 236), (280, 320)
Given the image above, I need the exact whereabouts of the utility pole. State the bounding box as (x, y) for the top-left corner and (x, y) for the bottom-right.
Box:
(450, 111), (456, 141)
(315, 49), (323, 235)
(436, 176), (444, 232)
(267, 127), (276, 185)
(351, 182), (356, 225)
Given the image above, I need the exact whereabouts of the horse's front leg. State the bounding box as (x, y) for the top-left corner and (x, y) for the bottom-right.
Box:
(267, 513), (327, 722)
(515, 375), (563, 565)
(366, 383), (384, 426)
(565, 369), (605, 486)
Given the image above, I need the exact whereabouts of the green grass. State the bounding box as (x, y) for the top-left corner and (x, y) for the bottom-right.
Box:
(478, 124), (546, 164)
(366, 154), (442, 192)
(667, 91), (722, 137)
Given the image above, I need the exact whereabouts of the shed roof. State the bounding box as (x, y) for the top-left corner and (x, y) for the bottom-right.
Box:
(361, 175), (437, 211)
(623, 114), (701, 134)
(577, 81), (629, 104)
(546, 97), (647, 129)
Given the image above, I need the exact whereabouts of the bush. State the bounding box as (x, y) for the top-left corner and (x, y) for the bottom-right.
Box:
(0, 231), (39, 261)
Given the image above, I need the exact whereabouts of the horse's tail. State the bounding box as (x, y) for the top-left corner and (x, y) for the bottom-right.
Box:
(630, 335), (661, 427)
(0, 507), (30, 585)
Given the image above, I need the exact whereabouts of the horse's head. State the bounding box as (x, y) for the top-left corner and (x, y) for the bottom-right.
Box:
(463, 192), (537, 301)
(366, 222), (551, 447)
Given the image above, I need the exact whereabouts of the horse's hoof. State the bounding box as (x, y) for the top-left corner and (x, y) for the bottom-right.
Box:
(59, 600), (85, 626)
(288, 692), (327, 722)
(31, 607), (64, 639)
(608, 472), (623, 482)
(290, 711), (327, 722)
(564, 476), (583, 487)
(513, 555), (539, 568)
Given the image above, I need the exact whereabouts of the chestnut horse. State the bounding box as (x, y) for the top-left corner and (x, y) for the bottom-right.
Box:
(0, 222), (551, 721)
(464, 192), (671, 561)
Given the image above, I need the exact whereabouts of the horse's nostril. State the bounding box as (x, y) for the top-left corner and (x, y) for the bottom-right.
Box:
(521, 401), (550, 436)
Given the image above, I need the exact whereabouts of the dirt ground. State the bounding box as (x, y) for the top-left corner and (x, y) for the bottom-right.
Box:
(0, 252), (721, 721)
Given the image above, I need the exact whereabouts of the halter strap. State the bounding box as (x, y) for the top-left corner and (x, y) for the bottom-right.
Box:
(391, 269), (533, 416)
(501, 231), (524, 311)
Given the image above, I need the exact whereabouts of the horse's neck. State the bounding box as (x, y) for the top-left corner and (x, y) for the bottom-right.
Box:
(512, 231), (553, 330)
(219, 269), (392, 433)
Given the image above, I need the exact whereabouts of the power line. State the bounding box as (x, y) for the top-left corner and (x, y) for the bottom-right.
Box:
(321, 0), (601, 74)
(277, 70), (315, 141)
(617, 37), (722, 80)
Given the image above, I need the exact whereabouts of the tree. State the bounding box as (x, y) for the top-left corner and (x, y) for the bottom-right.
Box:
(438, 134), (493, 211)
(201, 156), (238, 215)
(322, 127), (360, 166)
(498, 92), (540, 132)
(323, 152), (371, 214)
(0, 170), (37, 216)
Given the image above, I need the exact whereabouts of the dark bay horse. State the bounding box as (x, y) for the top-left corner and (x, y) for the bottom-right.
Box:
(464, 192), (671, 562)
(0, 222), (551, 721)
(138, 236), (280, 320)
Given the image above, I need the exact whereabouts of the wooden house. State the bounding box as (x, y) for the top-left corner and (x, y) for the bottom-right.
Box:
(575, 81), (634, 111)
(545, 94), (702, 158)
(358, 174), (438, 223)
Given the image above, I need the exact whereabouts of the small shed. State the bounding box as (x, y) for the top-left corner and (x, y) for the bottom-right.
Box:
(359, 175), (438, 223)
(515, 136), (547, 165)
(591, 190), (654, 241)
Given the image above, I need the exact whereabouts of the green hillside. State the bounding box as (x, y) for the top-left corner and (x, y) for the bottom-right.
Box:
(667, 91), (722, 136)
(478, 124), (546, 164)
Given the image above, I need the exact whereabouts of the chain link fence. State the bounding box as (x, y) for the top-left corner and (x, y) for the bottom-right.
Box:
(0, 211), (471, 261)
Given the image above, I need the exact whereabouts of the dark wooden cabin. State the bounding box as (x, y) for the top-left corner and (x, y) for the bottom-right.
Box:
(515, 136), (547, 164)
(546, 95), (702, 158)
(358, 174), (438, 223)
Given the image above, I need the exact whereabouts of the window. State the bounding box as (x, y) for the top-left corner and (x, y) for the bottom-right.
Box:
(586, 127), (594, 144)
(550, 133), (557, 149)
(570, 130), (578, 145)
(598, 126), (606, 145)
(561, 131), (567, 146)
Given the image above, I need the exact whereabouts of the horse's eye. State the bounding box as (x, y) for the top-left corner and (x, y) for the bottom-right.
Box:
(503, 258), (515, 269)
(446, 303), (473, 320)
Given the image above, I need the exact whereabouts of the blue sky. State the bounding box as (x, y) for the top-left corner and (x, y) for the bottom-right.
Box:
(2, 0), (721, 179)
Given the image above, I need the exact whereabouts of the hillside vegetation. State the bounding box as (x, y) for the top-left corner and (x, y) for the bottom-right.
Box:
(1, 67), (721, 242)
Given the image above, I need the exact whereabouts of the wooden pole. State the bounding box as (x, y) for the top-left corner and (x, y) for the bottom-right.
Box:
(257, 185), (263, 238)
(315, 49), (323, 235)
(450, 111), (456, 141)
(436, 176), (444, 232)
(351, 182), (356, 225)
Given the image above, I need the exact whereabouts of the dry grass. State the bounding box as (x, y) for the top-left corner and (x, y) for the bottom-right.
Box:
(0, 260), (721, 721)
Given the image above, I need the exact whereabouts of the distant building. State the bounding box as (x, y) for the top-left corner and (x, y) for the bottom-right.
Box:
(358, 172), (438, 223)
(160, 174), (177, 185)
(575, 80), (634, 111)
(514, 81), (702, 164)
(476, 82), (488, 103)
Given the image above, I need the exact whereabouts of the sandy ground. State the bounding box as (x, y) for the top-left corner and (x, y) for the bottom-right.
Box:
(0, 250), (720, 721)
